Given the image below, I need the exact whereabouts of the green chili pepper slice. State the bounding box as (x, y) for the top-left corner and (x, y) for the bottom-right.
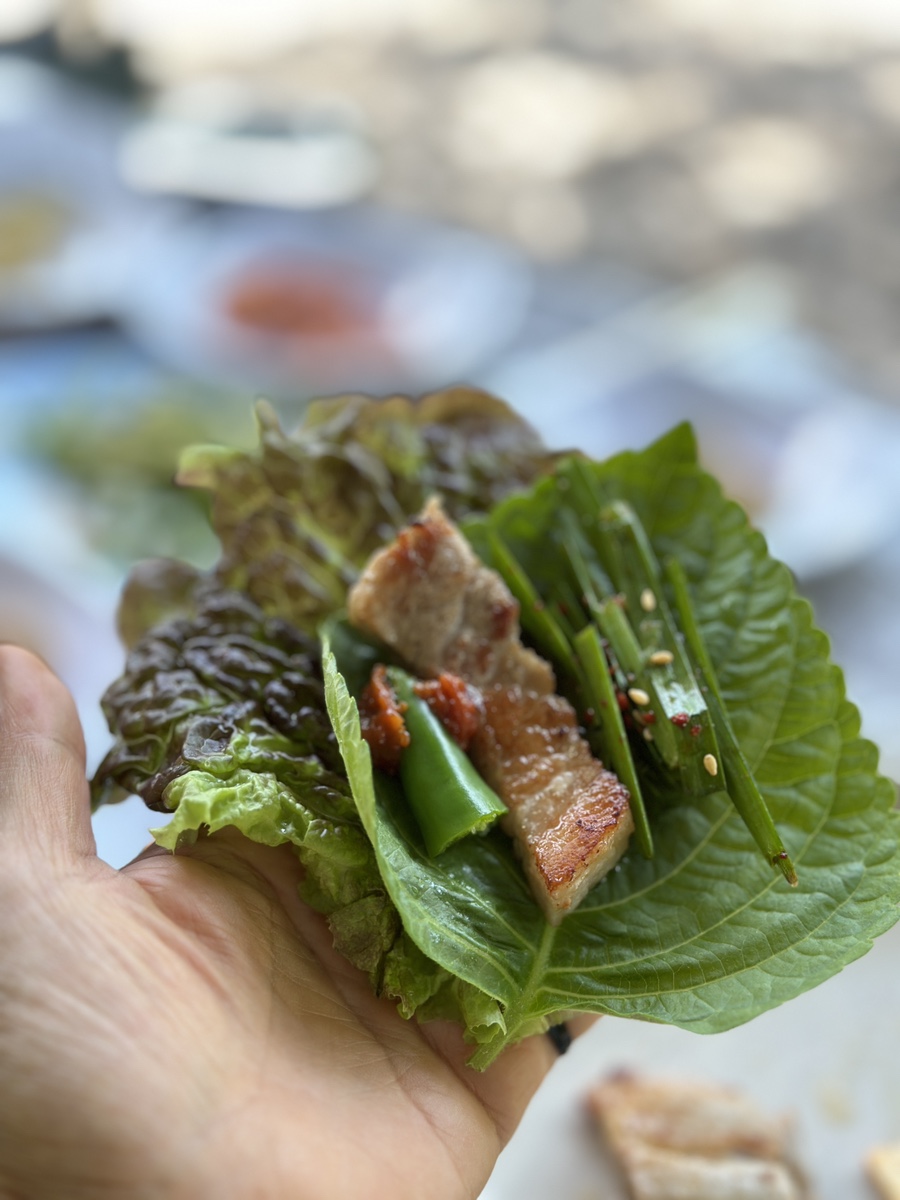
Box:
(387, 667), (507, 857)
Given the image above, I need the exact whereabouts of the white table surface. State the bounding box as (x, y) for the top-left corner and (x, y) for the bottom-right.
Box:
(481, 918), (900, 1200)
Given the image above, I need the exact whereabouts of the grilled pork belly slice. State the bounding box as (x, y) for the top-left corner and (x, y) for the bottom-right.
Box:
(471, 687), (633, 923)
(347, 496), (554, 694)
(867, 1145), (900, 1200)
(589, 1074), (809, 1200)
(347, 497), (634, 921)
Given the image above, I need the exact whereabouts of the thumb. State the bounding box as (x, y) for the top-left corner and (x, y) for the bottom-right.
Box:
(0, 645), (95, 862)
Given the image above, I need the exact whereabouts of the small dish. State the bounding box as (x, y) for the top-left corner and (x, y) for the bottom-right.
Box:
(0, 57), (174, 329)
(119, 204), (533, 398)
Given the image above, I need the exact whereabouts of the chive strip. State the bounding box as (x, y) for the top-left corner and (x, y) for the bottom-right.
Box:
(660, 558), (722, 698)
(558, 455), (612, 532)
(548, 568), (589, 634)
(387, 668), (507, 857)
(594, 596), (644, 672)
(559, 507), (614, 621)
(487, 530), (578, 679)
(559, 460), (659, 615)
(664, 558), (799, 886)
(594, 597), (680, 769)
(575, 496), (722, 794)
(548, 596), (579, 645)
(574, 625), (653, 857)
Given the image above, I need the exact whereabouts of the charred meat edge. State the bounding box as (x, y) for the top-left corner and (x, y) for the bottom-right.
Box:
(348, 497), (633, 922)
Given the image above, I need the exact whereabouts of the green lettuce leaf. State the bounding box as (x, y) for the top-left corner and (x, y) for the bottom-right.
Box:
(92, 581), (457, 1009)
(92, 392), (561, 1039)
(323, 424), (900, 1067)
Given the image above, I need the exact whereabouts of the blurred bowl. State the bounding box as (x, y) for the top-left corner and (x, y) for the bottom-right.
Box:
(119, 204), (533, 398)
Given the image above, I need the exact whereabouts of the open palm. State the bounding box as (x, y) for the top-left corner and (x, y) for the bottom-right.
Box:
(0, 646), (575, 1200)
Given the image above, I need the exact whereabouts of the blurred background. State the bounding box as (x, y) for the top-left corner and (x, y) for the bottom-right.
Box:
(1, 3), (899, 1198)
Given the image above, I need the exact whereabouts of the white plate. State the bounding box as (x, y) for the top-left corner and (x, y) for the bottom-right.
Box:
(0, 58), (174, 329)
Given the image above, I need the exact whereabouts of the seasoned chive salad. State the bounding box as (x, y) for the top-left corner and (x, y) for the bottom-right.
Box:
(93, 390), (900, 1068)
(469, 467), (798, 885)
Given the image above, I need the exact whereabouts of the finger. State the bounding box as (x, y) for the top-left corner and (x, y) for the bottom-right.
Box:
(0, 645), (95, 860)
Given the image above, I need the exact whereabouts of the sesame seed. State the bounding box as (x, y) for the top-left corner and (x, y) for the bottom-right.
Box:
(649, 649), (674, 666)
(640, 588), (657, 612)
(628, 687), (651, 706)
(703, 753), (719, 777)
(642, 727), (654, 742)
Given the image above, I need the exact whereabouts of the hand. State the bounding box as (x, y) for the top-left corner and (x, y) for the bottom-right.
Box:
(0, 646), (587, 1200)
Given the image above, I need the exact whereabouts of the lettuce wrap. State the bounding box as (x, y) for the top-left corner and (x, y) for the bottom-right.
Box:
(92, 389), (900, 1068)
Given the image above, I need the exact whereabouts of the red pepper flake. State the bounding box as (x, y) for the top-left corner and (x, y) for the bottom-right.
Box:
(583, 707), (596, 725)
(642, 710), (657, 725)
(616, 689), (630, 712)
(671, 711), (690, 727)
(690, 723), (703, 738)
(224, 263), (376, 337)
(414, 672), (482, 751)
(359, 665), (410, 774)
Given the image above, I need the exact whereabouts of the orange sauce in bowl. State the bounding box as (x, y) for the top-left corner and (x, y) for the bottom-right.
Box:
(223, 262), (378, 339)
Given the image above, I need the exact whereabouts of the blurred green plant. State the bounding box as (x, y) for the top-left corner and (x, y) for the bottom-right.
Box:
(25, 387), (257, 568)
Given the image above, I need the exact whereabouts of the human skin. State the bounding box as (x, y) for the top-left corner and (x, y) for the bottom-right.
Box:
(0, 646), (590, 1200)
